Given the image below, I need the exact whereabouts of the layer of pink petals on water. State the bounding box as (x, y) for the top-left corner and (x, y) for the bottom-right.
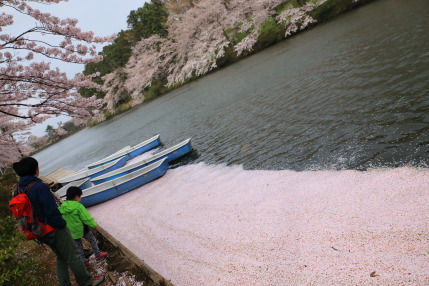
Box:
(89, 163), (429, 286)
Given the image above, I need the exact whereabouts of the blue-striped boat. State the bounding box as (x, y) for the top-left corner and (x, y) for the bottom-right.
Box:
(55, 178), (92, 198)
(86, 134), (161, 169)
(58, 157), (127, 185)
(79, 158), (169, 207)
(91, 138), (192, 185)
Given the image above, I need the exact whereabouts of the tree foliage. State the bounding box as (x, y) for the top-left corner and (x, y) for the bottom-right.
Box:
(82, 0), (327, 110)
(0, 0), (113, 167)
(0, 0), (364, 165)
(127, 0), (169, 41)
(62, 120), (80, 133)
(83, 31), (134, 79)
(79, 31), (134, 99)
(80, 0), (169, 100)
(82, 0), (169, 78)
(0, 215), (42, 286)
(101, 0), (331, 109)
(45, 124), (56, 140)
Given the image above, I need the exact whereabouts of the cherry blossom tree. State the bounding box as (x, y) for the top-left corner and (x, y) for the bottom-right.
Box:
(103, 0), (330, 108)
(0, 0), (113, 167)
(164, 0), (195, 14)
(27, 134), (48, 150)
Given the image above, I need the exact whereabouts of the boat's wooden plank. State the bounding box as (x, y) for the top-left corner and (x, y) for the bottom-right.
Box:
(40, 168), (76, 187)
(43, 168), (76, 181)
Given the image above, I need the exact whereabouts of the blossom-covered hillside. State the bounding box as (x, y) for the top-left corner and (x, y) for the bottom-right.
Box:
(100, 0), (371, 110)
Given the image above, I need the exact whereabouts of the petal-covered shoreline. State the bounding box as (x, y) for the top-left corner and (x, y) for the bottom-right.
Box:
(89, 163), (429, 286)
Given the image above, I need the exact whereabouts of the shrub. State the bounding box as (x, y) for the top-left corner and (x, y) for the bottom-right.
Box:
(0, 167), (16, 216)
(144, 80), (169, 101)
(0, 216), (42, 286)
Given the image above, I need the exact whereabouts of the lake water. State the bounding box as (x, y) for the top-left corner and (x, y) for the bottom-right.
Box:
(36, 0), (429, 174)
(34, 0), (429, 285)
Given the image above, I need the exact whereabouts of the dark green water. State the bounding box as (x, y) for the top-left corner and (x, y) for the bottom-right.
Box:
(36, 0), (429, 174)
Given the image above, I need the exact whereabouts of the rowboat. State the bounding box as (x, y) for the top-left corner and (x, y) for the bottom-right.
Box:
(58, 157), (127, 185)
(55, 178), (92, 198)
(86, 134), (161, 169)
(91, 138), (192, 185)
(80, 158), (169, 207)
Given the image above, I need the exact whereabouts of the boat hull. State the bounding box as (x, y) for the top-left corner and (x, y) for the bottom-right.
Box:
(91, 139), (192, 185)
(56, 178), (92, 198)
(87, 134), (161, 169)
(81, 158), (169, 207)
(58, 156), (127, 185)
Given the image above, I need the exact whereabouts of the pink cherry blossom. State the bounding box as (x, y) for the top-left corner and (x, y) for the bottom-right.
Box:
(0, 0), (114, 167)
(103, 0), (329, 108)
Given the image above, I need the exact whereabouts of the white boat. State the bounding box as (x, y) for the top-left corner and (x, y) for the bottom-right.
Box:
(86, 134), (161, 169)
(56, 178), (92, 198)
(79, 158), (169, 207)
(58, 157), (127, 185)
(91, 138), (192, 185)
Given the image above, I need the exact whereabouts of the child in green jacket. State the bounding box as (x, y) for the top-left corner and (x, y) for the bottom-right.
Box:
(59, 186), (108, 268)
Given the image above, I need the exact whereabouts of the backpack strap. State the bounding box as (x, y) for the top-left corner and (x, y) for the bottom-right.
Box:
(17, 181), (36, 195)
(18, 181), (38, 222)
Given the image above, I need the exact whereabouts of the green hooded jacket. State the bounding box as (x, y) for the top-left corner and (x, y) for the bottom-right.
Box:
(58, 200), (98, 239)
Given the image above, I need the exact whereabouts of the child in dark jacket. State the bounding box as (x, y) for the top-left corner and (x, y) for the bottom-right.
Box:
(59, 186), (108, 268)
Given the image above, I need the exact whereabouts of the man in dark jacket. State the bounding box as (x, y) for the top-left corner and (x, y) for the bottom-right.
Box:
(13, 157), (104, 286)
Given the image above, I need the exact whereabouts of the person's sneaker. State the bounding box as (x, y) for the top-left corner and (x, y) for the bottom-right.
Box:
(92, 275), (105, 286)
(84, 261), (91, 269)
(95, 251), (108, 261)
